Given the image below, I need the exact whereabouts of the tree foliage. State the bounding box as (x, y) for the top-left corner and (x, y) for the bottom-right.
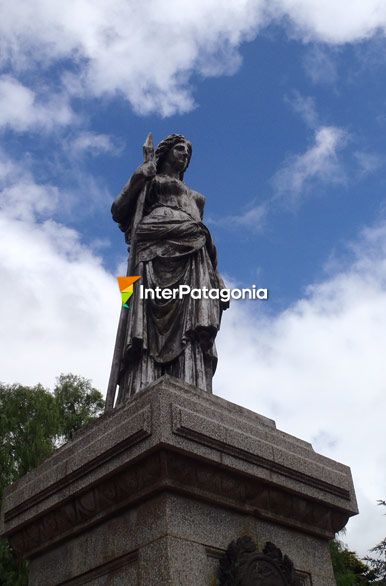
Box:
(54, 373), (105, 441)
(0, 540), (28, 586)
(365, 500), (386, 584)
(331, 500), (386, 586)
(2, 374), (386, 586)
(0, 383), (59, 501)
(330, 538), (376, 585)
(0, 374), (104, 585)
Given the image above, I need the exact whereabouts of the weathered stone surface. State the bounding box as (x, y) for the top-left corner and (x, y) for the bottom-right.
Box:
(0, 376), (357, 584)
(107, 133), (229, 405)
(218, 537), (300, 585)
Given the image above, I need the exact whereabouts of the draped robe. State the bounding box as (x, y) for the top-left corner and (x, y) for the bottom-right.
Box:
(112, 173), (227, 402)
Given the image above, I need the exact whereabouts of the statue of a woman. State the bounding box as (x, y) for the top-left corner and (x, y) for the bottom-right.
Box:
(111, 134), (228, 404)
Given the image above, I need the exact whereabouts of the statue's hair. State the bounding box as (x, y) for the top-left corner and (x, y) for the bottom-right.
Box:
(155, 134), (192, 180)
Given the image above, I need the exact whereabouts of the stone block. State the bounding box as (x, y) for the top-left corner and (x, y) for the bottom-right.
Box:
(0, 375), (358, 584)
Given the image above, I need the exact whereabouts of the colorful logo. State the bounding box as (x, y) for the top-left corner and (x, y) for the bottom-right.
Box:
(117, 276), (141, 308)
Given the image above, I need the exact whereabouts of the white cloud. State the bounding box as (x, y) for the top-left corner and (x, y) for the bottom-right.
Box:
(0, 75), (73, 132)
(275, 0), (386, 44)
(0, 149), (59, 221)
(1, 148), (386, 556)
(232, 204), (267, 229)
(302, 45), (339, 85)
(285, 91), (319, 128)
(2, 0), (386, 560)
(0, 213), (117, 393)
(284, 90), (319, 128)
(214, 219), (386, 556)
(354, 150), (384, 178)
(0, 143), (112, 223)
(0, 152), (117, 394)
(2, 1), (386, 117)
(209, 202), (267, 232)
(71, 131), (123, 156)
(273, 126), (348, 202)
(1, 182), (59, 222)
(0, 1), (266, 116)
(213, 125), (348, 231)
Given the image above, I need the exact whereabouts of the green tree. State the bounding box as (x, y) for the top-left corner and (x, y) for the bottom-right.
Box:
(0, 540), (28, 586)
(54, 373), (105, 441)
(365, 501), (386, 584)
(330, 538), (377, 585)
(0, 375), (104, 585)
(0, 383), (59, 500)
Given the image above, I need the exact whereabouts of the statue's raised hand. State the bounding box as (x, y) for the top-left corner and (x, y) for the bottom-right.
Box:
(137, 160), (156, 179)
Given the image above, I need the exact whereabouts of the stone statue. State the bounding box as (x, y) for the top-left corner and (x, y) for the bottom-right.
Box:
(106, 134), (228, 408)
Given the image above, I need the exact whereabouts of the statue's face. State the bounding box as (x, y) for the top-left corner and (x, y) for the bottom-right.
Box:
(165, 141), (190, 173)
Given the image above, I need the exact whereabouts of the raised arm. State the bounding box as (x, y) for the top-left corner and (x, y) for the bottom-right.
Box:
(111, 161), (156, 230)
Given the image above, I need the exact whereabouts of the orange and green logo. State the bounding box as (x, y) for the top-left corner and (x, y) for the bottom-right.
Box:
(117, 276), (141, 308)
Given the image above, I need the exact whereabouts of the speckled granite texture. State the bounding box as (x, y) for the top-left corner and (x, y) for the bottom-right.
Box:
(0, 375), (357, 585)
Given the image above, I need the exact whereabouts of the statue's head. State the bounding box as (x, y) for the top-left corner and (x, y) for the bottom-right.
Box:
(155, 134), (192, 180)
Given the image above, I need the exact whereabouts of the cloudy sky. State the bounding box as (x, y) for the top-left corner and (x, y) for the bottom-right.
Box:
(1, 0), (386, 558)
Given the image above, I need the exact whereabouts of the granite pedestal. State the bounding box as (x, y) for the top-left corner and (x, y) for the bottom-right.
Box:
(0, 376), (358, 585)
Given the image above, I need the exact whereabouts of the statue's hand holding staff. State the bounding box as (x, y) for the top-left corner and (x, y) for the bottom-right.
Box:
(106, 133), (154, 411)
(136, 160), (156, 180)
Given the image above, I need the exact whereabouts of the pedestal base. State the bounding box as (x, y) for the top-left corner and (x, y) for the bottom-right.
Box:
(1, 376), (358, 585)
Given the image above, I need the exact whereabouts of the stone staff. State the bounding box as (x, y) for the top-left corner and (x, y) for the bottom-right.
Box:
(105, 133), (154, 411)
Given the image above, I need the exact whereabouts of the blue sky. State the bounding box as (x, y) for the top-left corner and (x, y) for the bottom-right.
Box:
(1, 0), (386, 558)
